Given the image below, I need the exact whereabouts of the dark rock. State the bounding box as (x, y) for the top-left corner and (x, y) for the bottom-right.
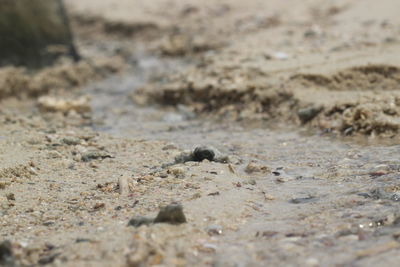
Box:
(43, 221), (55, 226)
(128, 203), (187, 227)
(206, 225), (223, 236)
(127, 216), (154, 227)
(38, 253), (60, 265)
(81, 151), (112, 162)
(173, 146), (229, 165)
(154, 203), (187, 225)
(0, 240), (15, 266)
(62, 137), (80, 146)
(297, 106), (323, 124)
(6, 193), (15, 201)
(75, 238), (91, 243)
(289, 195), (317, 204)
(193, 146), (215, 161)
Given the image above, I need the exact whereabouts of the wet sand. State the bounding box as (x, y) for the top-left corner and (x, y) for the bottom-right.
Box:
(1, 0), (400, 266)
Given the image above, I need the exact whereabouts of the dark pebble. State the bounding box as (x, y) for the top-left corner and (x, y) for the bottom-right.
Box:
(75, 238), (91, 243)
(297, 106), (323, 124)
(128, 203), (187, 227)
(154, 203), (187, 225)
(0, 240), (15, 266)
(38, 253), (60, 265)
(81, 151), (112, 162)
(290, 195), (317, 204)
(193, 146), (215, 161)
(128, 216), (154, 227)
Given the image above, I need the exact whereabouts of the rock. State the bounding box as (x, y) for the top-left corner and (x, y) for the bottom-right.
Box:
(193, 146), (215, 161)
(297, 106), (323, 124)
(38, 253), (60, 265)
(289, 195), (317, 204)
(206, 225), (223, 236)
(93, 203), (105, 210)
(6, 193), (15, 201)
(128, 216), (154, 228)
(154, 203), (187, 225)
(81, 151), (112, 162)
(369, 164), (389, 176)
(0, 0), (80, 68)
(173, 146), (229, 164)
(61, 137), (80, 146)
(128, 203), (187, 227)
(0, 240), (15, 266)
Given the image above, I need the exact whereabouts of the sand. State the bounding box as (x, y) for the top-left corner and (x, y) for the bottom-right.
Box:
(1, 0), (400, 266)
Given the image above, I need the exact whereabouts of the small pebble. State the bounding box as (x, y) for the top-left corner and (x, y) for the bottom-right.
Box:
(128, 216), (154, 227)
(0, 240), (15, 266)
(206, 225), (223, 236)
(154, 203), (187, 225)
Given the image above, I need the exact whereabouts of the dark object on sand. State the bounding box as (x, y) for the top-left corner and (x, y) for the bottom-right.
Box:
(0, 240), (15, 266)
(0, 0), (80, 68)
(153, 203), (187, 224)
(193, 146), (216, 161)
(128, 203), (187, 227)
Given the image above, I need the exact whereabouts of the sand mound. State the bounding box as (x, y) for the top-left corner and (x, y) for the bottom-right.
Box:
(134, 63), (400, 137)
(0, 57), (123, 100)
(292, 65), (400, 91)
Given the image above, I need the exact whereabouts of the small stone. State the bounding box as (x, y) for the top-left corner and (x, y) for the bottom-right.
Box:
(93, 203), (105, 210)
(0, 240), (15, 266)
(81, 151), (112, 162)
(75, 238), (92, 243)
(0, 182), (8, 190)
(159, 171), (168, 178)
(193, 146), (215, 161)
(43, 221), (55, 226)
(127, 216), (154, 227)
(173, 146), (229, 164)
(247, 179), (257, 185)
(162, 144), (178, 150)
(48, 150), (62, 159)
(297, 106), (323, 124)
(206, 225), (223, 236)
(290, 195), (317, 204)
(38, 253), (61, 265)
(154, 203), (187, 225)
(6, 193), (15, 201)
(369, 164), (389, 176)
(62, 137), (80, 146)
